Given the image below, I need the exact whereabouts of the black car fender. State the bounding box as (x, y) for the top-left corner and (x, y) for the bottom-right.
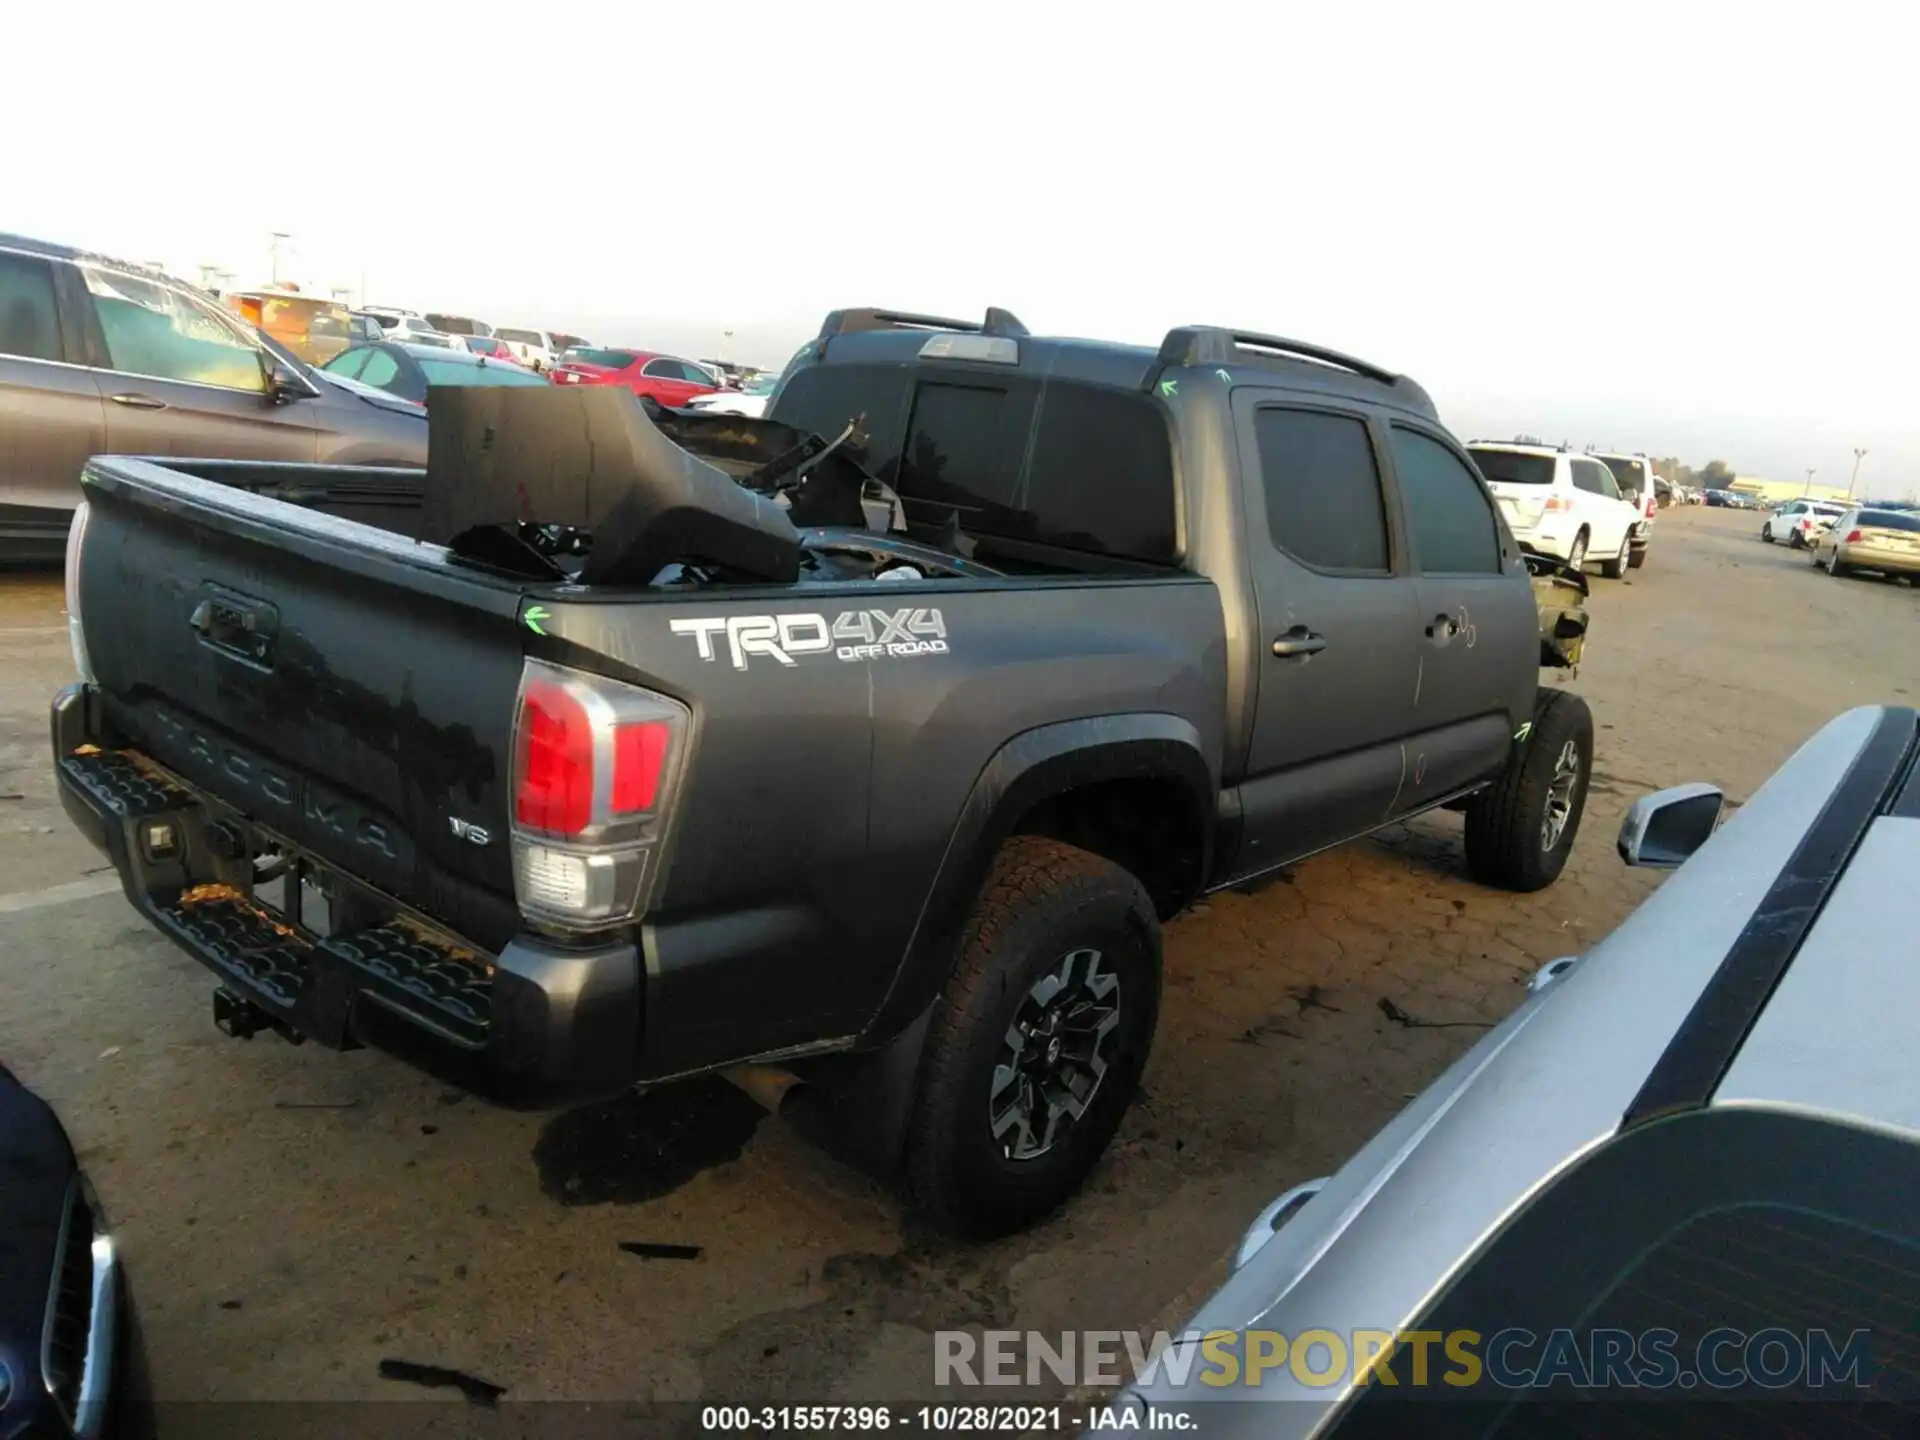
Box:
(799, 713), (1212, 1175)
(863, 711), (1213, 1048)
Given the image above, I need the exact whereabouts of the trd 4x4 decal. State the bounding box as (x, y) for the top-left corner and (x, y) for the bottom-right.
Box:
(670, 608), (949, 670)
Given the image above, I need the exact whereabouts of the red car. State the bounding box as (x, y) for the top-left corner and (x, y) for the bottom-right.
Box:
(547, 347), (720, 407)
(463, 336), (521, 364)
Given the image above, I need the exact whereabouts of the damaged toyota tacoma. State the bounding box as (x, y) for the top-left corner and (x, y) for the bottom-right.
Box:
(51, 308), (1593, 1236)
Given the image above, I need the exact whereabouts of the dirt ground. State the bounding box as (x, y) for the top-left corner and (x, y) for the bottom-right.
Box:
(1, 505), (1915, 1426)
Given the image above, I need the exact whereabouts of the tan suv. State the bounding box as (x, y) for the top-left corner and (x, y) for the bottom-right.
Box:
(0, 233), (428, 561)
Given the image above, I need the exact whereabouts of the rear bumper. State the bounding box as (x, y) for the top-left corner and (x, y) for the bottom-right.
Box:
(51, 684), (640, 1109)
(1838, 545), (1920, 576)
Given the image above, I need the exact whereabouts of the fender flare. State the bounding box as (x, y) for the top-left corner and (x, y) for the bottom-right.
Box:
(861, 712), (1214, 1048)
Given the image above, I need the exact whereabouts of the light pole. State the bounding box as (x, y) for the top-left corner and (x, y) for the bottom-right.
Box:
(269, 232), (290, 285)
(1803, 467), (1816, 497)
(1849, 447), (1867, 500)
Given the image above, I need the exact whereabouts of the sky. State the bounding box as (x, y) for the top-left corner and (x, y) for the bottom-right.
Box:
(12, 2), (1915, 495)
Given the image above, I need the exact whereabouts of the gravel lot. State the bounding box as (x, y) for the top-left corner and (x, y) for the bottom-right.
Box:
(1, 505), (1914, 1424)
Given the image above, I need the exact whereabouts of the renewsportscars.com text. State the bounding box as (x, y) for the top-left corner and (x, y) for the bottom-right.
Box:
(935, 1326), (1875, 1392)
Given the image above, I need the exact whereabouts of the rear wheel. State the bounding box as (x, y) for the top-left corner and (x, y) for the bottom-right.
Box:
(1600, 534), (1630, 578)
(1565, 529), (1589, 571)
(903, 836), (1162, 1237)
(1464, 689), (1594, 893)
(1627, 545), (1648, 570)
(1788, 529), (1805, 549)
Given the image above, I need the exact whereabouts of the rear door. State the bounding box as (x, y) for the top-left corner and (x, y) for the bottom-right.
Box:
(73, 263), (320, 462)
(1569, 458), (1630, 557)
(0, 247), (105, 546)
(1385, 423), (1537, 808)
(1228, 392), (1421, 877)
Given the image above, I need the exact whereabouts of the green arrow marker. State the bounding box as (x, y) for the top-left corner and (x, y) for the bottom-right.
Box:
(1215, 368), (1232, 383)
(1158, 378), (1178, 397)
(524, 604), (552, 637)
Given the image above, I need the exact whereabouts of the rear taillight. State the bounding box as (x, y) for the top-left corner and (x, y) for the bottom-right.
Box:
(1645, 495), (1657, 518)
(1846, 529), (1863, 544)
(65, 501), (94, 684)
(509, 659), (691, 932)
(1544, 496), (1572, 513)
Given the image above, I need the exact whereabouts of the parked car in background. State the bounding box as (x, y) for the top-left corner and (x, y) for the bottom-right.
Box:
(462, 335), (521, 364)
(1809, 506), (1920, 581)
(547, 346), (720, 407)
(1763, 498), (1847, 548)
(1592, 452), (1659, 569)
(223, 289), (357, 367)
(355, 310), (456, 348)
(320, 341), (554, 406)
(1467, 442), (1641, 577)
(0, 1057), (139, 1439)
(1116, 704), (1920, 1435)
(423, 312), (491, 339)
(493, 327), (564, 371)
(0, 232), (427, 560)
(681, 371), (779, 417)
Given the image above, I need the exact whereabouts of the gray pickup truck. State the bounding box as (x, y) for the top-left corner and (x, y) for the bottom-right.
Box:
(51, 308), (1594, 1236)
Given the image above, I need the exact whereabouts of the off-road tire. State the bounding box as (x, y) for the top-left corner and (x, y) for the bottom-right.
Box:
(1601, 535), (1630, 579)
(903, 836), (1161, 1238)
(1464, 689), (1594, 893)
(1628, 545), (1648, 570)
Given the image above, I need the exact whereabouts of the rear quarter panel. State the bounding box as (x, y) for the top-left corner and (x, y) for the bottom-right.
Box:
(533, 575), (1226, 1074)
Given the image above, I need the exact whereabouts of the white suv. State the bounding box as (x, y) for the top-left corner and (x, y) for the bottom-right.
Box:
(493, 327), (562, 372)
(354, 308), (457, 349)
(1467, 442), (1644, 578)
(1593, 451), (1660, 569)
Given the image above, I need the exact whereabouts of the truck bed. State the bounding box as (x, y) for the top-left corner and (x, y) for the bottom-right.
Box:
(59, 452), (1226, 1098)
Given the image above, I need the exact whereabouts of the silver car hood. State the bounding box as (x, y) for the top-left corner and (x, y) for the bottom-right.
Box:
(1124, 705), (1886, 1429)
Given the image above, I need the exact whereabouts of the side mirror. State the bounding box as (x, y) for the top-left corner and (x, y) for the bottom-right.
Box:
(264, 355), (316, 404)
(1618, 782), (1724, 868)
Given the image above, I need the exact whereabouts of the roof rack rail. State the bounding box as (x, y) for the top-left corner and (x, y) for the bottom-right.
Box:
(816, 307), (1030, 341)
(1149, 326), (1400, 388)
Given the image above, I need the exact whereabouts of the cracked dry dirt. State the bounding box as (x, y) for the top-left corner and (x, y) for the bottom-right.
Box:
(1, 505), (1915, 1426)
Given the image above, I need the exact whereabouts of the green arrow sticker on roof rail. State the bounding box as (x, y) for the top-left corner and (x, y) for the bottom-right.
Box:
(1158, 379), (1178, 397)
(523, 604), (552, 637)
(1215, 369), (1232, 383)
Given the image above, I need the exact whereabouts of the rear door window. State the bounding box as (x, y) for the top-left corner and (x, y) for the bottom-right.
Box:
(0, 251), (65, 362)
(1570, 460), (1610, 496)
(1390, 427), (1503, 574)
(358, 349), (401, 390)
(324, 347), (371, 380)
(1251, 407), (1390, 571)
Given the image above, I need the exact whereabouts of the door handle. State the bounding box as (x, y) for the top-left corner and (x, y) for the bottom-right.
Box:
(1271, 628), (1327, 658)
(108, 393), (168, 410)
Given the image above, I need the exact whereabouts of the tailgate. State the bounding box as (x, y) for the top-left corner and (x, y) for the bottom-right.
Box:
(72, 459), (529, 944)
(1485, 481), (1545, 529)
